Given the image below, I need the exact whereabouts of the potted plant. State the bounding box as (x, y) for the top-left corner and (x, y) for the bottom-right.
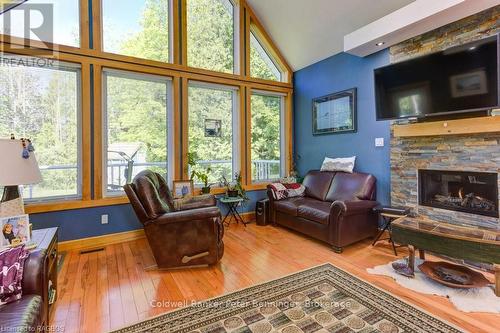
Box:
(187, 152), (212, 194)
(221, 172), (248, 199)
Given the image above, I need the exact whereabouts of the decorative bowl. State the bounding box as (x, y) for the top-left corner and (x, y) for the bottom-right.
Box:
(418, 261), (490, 289)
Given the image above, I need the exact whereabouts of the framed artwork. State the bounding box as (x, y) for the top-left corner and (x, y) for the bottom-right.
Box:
(172, 180), (194, 199)
(204, 119), (222, 137)
(1, 214), (30, 248)
(312, 88), (357, 135)
(450, 69), (487, 98)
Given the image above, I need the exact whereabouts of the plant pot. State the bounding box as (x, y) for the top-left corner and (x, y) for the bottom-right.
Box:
(201, 186), (211, 194)
(227, 190), (239, 197)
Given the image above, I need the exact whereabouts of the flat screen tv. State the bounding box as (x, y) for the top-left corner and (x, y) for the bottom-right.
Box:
(375, 35), (499, 121)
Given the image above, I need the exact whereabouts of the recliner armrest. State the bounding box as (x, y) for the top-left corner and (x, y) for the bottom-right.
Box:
(174, 194), (216, 211)
(151, 206), (221, 225)
(331, 200), (378, 217)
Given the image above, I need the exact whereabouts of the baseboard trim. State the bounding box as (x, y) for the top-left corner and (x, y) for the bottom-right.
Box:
(58, 229), (146, 252)
(58, 211), (256, 252)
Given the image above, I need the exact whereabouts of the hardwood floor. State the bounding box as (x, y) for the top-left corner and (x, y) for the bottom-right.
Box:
(51, 222), (500, 333)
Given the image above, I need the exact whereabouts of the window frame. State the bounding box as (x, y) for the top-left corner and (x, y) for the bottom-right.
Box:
(249, 89), (286, 184)
(248, 22), (289, 83)
(1, 0), (294, 214)
(100, 0), (175, 63)
(187, 80), (241, 186)
(249, 30), (282, 82)
(0, 53), (84, 202)
(101, 68), (174, 197)
(185, 0), (240, 74)
(0, 0), (85, 49)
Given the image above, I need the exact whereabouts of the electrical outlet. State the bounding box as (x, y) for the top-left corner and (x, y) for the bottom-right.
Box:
(375, 137), (384, 147)
(101, 214), (109, 225)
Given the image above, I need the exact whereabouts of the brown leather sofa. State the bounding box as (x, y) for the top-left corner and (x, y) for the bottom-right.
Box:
(0, 249), (47, 332)
(124, 170), (224, 269)
(267, 170), (378, 253)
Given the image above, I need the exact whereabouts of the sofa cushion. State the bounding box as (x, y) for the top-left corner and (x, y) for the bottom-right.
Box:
(302, 171), (335, 201)
(325, 172), (376, 202)
(274, 197), (310, 216)
(297, 201), (331, 225)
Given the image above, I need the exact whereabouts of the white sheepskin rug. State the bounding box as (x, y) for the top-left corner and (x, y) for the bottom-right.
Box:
(367, 259), (500, 314)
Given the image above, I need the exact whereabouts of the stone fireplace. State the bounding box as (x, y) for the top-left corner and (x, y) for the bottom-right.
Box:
(389, 7), (500, 230)
(391, 132), (500, 230)
(418, 169), (498, 218)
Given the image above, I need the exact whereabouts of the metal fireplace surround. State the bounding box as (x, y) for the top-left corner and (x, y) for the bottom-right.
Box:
(418, 169), (499, 218)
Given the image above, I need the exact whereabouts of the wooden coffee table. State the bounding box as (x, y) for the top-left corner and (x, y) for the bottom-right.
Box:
(391, 216), (500, 296)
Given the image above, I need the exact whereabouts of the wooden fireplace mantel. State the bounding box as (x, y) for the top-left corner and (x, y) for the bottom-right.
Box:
(393, 116), (500, 137)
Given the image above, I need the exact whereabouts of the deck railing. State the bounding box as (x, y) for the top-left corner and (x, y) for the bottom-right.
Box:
(22, 160), (280, 198)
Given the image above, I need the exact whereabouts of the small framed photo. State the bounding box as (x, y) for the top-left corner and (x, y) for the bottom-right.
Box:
(312, 88), (357, 135)
(172, 180), (194, 199)
(450, 69), (487, 98)
(204, 119), (222, 137)
(1, 214), (30, 248)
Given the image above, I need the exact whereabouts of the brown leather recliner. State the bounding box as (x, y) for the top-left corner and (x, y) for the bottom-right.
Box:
(267, 170), (379, 253)
(124, 170), (224, 269)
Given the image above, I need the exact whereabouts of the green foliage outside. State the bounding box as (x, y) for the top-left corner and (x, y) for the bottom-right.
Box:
(0, 65), (79, 199)
(0, 0), (282, 199)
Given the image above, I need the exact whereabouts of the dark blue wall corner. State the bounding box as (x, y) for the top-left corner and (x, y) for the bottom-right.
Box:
(293, 50), (391, 204)
(30, 190), (267, 242)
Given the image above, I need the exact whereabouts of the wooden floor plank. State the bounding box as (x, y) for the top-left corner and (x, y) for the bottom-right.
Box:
(50, 223), (500, 333)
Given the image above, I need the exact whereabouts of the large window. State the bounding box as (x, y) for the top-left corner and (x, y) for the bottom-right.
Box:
(187, 0), (235, 73)
(102, 0), (170, 62)
(103, 69), (172, 195)
(250, 30), (281, 82)
(0, 0), (80, 47)
(0, 54), (81, 200)
(188, 82), (239, 185)
(250, 91), (284, 182)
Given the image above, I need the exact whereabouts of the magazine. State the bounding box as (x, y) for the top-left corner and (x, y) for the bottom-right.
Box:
(1, 214), (30, 248)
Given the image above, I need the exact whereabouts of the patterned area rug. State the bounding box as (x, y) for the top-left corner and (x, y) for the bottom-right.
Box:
(112, 263), (464, 333)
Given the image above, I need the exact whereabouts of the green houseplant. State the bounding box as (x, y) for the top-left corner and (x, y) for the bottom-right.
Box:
(221, 172), (248, 199)
(187, 152), (212, 194)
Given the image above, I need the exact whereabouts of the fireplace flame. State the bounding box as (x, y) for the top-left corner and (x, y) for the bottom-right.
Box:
(458, 188), (464, 199)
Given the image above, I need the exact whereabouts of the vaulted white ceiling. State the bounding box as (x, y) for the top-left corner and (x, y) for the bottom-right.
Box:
(246, 0), (415, 71)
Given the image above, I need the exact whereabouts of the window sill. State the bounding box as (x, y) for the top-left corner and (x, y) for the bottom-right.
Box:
(24, 185), (270, 214)
(25, 197), (130, 214)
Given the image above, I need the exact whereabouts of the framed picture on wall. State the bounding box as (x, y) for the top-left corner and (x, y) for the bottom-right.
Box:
(312, 88), (357, 135)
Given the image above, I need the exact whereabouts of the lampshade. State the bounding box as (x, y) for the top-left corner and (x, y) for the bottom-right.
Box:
(0, 139), (42, 186)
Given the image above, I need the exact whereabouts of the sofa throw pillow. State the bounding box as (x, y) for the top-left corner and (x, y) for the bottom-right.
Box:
(320, 156), (356, 173)
(269, 183), (305, 201)
(0, 245), (30, 305)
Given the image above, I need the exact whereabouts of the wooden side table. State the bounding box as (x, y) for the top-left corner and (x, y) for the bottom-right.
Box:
(31, 227), (58, 323)
(392, 216), (500, 296)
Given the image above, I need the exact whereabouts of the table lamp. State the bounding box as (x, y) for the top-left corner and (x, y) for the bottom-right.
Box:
(0, 139), (42, 203)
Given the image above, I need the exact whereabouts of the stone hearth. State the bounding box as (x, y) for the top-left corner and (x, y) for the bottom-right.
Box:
(391, 131), (500, 230)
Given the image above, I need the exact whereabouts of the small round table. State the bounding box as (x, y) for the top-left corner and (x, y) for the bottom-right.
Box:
(219, 196), (246, 227)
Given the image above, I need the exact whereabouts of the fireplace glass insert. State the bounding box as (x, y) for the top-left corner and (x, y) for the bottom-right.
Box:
(418, 169), (498, 218)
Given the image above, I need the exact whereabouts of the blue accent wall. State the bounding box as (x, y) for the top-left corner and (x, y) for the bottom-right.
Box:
(293, 51), (391, 204)
(30, 190), (267, 241)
